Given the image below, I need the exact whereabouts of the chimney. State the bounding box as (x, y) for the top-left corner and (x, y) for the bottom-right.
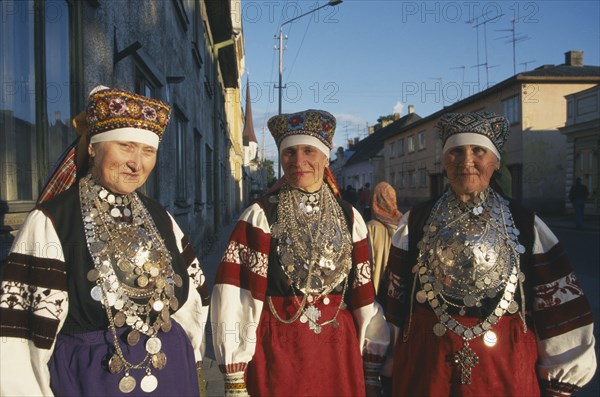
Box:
(393, 112), (400, 120)
(408, 104), (414, 114)
(565, 50), (584, 66)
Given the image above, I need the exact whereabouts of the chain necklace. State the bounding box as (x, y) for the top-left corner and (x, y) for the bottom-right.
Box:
(268, 183), (353, 333)
(412, 187), (527, 384)
(80, 174), (180, 393)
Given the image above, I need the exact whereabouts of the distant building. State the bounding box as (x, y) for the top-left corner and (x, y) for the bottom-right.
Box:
(560, 85), (600, 215)
(384, 50), (600, 212)
(341, 108), (421, 195)
(242, 78), (267, 203)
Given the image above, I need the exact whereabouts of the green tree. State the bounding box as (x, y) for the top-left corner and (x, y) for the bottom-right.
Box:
(263, 159), (277, 187)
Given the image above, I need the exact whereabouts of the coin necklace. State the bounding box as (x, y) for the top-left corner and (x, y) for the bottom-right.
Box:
(80, 174), (179, 393)
(414, 187), (527, 384)
(268, 183), (353, 333)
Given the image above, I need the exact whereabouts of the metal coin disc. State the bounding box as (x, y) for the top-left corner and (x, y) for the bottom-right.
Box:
(119, 374), (136, 393)
(433, 323), (446, 336)
(146, 337), (162, 354)
(114, 311), (127, 327)
(153, 300), (165, 312)
(483, 330), (498, 347)
(127, 329), (140, 346)
(323, 296), (330, 305)
(416, 290), (427, 304)
(152, 352), (167, 370)
(160, 320), (172, 333)
(87, 269), (100, 282)
(507, 300), (519, 314)
(140, 373), (158, 393)
(108, 354), (124, 374)
(90, 286), (103, 302)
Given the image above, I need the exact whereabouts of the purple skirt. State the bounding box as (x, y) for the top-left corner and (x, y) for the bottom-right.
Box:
(49, 320), (200, 396)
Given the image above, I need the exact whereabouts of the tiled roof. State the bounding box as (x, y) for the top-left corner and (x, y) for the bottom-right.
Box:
(345, 112), (421, 166)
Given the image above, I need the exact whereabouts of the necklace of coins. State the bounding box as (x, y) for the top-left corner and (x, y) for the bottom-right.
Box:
(269, 183), (353, 333)
(413, 187), (527, 384)
(80, 174), (180, 393)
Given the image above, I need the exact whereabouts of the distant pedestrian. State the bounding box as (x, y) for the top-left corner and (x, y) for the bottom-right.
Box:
(359, 182), (372, 221)
(367, 181), (402, 293)
(569, 177), (589, 229)
(342, 184), (359, 206)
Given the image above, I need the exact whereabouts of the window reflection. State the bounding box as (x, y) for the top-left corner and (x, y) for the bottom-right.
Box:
(0, 0), (72, 203)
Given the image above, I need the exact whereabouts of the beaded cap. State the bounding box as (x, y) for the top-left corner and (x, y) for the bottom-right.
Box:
(86, 86), (171, 141)
(268, 109), (336, 150)
(437, 111), (510, 155)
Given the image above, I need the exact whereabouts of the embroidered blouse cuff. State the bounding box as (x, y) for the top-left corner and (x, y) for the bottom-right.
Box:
(219, 362), (248, 375)
(539, 379), (580, 397)
(223, 372), (248, 397)
(363, 361), (383, 387)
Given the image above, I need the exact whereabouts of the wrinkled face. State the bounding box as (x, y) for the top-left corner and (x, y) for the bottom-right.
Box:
(443, 144), (499, 201)
(281, 144), (328, 192)
(89, 141), (157, 194)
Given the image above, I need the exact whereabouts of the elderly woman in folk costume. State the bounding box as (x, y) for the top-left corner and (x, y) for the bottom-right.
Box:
(379, 111), (596, 396)
(211, 110), (390, 396)
(0, 86), (209, 396)
(367, 181), (403, 294)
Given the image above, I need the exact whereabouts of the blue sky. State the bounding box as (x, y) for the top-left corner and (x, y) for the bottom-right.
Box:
(241, 0), (600, 163)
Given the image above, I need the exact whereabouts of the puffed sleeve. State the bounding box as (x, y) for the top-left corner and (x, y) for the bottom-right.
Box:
(529, 216), (597, 395)
(210, 203), (270, 389)
(0, 209), (70, 396)
(349, 207), (391, 385)
(168, 213), (210, 364)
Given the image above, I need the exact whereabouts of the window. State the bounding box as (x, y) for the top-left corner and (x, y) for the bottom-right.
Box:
(175, 109), (188, 202)
(398, 138), (405, 156)
(398, 172), (404, 189)
(407, 136), (415, 153)
(389, 142), (396, 158)
(502, 96), (520, 125)
(194, 129), (203, 209)
(389, 171), (395, 186)
(417, 131), (426, 150)
(206, 144), (214, 205)
(435, 135), (442, 163)
(419, 169), (427, 187)
(1, 0), (76, 203)
(191, 0), (204, 68)
(408, 171), (415, 188)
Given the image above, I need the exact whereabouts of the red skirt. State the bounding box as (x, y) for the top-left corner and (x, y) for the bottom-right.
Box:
(393, 305), (540, 397)
(247, 295), (366, 397)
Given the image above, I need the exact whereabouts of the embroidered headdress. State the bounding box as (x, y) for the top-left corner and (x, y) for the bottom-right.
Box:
(437, 111), (510, 159)
(268, 109), (336, 157)
(86, 85), (171, 148)
(38, 86), (170, 203)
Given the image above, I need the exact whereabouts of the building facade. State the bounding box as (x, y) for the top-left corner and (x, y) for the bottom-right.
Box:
(0, 0), (246, 261)
(560, 85), (600, 215)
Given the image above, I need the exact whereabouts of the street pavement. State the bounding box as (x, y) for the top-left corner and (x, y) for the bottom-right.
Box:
(197, 212), (600, 397)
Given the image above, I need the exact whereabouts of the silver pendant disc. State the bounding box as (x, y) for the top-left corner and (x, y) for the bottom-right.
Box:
(140, 374), (158, 393)
(119, 375), (136, 393)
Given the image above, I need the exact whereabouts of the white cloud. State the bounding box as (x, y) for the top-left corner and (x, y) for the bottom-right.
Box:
(393, 101), (405, 115)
